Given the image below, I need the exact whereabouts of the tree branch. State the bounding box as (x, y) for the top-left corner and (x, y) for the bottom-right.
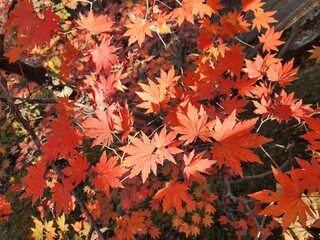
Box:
(0, 73), (105, 240)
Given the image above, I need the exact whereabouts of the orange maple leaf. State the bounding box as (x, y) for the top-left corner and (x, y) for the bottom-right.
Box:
(308, 45), (320, 63)
(124, 18), (153, 47)
(252, 9), (277, 32)
(92, 153), (127, 196)
(120, 132), (158, 183)
(172, 103), (212, 145)
(154, 126), (182, 164)
(249, 167), (314, 230)
(76, 11), (113, 35)
(267, 59), (299, 86)
(183, 150), (215, 182)
(211, 111), (271, 177)
(136, 78), (169, 114)
(22, 160), (47, 205)
(153, 180), (195, 214)
(82, 109), (114, 148)
(241, 0), (264, 12)
(89, 37), (119, 73)
(258, 27), (284, 53)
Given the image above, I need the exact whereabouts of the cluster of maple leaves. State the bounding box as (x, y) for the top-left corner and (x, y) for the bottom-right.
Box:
(0, 0), (320, 239)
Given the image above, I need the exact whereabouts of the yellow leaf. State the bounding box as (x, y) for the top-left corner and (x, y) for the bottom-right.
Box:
(56, 213), (69, 232)
(31, 216), (44, 240)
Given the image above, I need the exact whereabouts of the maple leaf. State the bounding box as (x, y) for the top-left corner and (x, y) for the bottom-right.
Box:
(124, 18), (153, 47)
(293, 158), (320, 192)
(308, 45), (320, 63)
(172, 103), (212, 145)
(241, 0), (264, 12)
(170, 3), (194, 26)
(136, 78), (169, 114)
(254, 90), (312, 123)
(153, 180), (195, 214)
(0, 195), (13, 222)
(82, 109), (114, 148)
(301, 117), (320, 151)
(51, 178), (74, 215)
(206, 0), (223, 14)
(258, 27), (284, 53)
(4, 46), (24, 63)
(22, 160), (47, 205)
(41, 110), (81, 163)
(211, 111), (271, 177)
(9, 0), (37, 34)
(114, 102), (134, 142)
(233, 74), (257, 97)
(183, 150), (215, 182)
(120, 132), (159, 183)
(89, 37), (119, 73)
(92, 153), (127, 196)
(252, 9), (277, 32)
(249, 167), (314, 230)
(196, 29), (215, 51)
(154, 126), (182, 164)
(28, 6), (61, 48)
(267, 59), (299, 86)
(62, 153), (89, 186)
(190, 0), (213, 18)
(76, 11), (113, 35)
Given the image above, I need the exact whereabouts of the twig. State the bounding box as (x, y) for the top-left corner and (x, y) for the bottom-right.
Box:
(229, 157), (291, 185)
(0, 73), (105, 240)
(248, 0), (319, 59)
(0, 96), (58, 104)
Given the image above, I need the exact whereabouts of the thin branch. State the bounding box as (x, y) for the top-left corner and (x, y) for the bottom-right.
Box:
(229, 156), (291, 185)
(0, 96), (58, 104)
(0, 74), (105, 240)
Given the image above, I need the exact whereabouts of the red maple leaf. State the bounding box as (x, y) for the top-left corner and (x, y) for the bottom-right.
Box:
(22, 160), (47, 205)
(9, 0), (37, 35)
(293, 158), (320, 192)
(153, 180), (195, 214)
(62, 152), (89, 186)
(211, 111), (271, 177)
(183, 150), (215, 182)
(301, 117), (320, 151)
(114, 102), (134, 142)
(92, 153), (127, 196)
(233, 74), (258, 97)
(41, 110), (81, 163)
(0, 195), (12, 222)
(89, 37), (119, 73)
(249, 167), (314, 230)
(82, 109), (114, 148)
(76, 11), (114, 35)
(51, 178), (74, 215)
(172, 103), (212, 145)
(28, 6), (61, 48)
(267, 59), (299, 86)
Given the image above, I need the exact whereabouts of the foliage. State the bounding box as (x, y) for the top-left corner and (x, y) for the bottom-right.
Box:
(0, 0), (320, 239)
